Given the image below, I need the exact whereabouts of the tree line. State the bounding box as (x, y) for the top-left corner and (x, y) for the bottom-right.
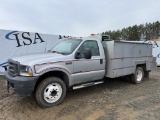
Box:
(102, 21), (160, 41)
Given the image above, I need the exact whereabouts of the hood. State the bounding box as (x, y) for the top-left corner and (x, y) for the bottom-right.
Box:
(11, 52), (69, 66)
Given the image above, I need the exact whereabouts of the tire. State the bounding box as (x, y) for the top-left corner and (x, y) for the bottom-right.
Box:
(131, 67), (144, 84)
(35, 77), (66, 108)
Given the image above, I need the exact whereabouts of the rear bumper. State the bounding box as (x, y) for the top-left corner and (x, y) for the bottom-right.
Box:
(5, 72), (38, 96)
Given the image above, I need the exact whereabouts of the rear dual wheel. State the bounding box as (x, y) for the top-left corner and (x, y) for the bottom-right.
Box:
(131, 67), (144, 84)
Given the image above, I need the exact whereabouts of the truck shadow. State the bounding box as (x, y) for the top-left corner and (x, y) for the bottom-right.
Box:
(16, 77), (146, 108)
(66, 77), (131, 99)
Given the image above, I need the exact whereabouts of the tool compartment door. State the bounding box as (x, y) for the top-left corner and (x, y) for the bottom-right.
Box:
(113, 42), (134, 77)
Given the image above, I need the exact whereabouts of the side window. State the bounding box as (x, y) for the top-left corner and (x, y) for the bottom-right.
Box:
(78, 40), (100, 58)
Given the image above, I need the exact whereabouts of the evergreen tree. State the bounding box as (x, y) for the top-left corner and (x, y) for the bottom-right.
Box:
(102, 21), (160, 41)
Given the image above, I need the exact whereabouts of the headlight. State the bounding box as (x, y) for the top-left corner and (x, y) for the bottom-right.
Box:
(20, 65), (33, 76)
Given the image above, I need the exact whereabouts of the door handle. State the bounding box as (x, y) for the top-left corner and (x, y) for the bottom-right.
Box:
(100, 59), (103, 64)
(65, 62), (72, 65)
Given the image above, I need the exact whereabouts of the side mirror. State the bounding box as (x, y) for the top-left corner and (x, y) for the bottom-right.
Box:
(75, 51), (81, 59)
(84, 48), (92, 59)
(47, 50), (51, 52)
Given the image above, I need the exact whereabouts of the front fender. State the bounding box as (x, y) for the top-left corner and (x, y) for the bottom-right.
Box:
(34, 63), (72, 75)
(33, 63), (74, 86)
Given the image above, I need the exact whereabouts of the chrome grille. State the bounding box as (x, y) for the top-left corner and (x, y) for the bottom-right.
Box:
(8, 60), (20, 76)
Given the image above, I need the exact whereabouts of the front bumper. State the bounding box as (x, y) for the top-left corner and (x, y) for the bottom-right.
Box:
(5, 72), (38, 96)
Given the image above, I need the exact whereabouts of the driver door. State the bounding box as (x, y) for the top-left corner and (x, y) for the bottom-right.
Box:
(73, 40), (105, 84)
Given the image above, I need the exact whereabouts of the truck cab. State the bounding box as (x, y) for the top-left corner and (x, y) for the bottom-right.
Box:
(5, 35), (109, 107)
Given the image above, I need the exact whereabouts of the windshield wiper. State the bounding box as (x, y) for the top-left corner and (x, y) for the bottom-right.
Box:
(52, 51), (62, 54)
(51, 51), (69, 55)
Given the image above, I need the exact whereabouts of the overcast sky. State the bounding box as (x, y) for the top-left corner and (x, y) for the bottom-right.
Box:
(0, 0), (160, 37)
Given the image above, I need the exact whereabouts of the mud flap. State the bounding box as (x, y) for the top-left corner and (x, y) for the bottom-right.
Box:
(7, 81), (10, 93)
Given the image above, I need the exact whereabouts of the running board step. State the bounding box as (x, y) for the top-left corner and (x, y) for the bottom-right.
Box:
(73, 81), (104, 90)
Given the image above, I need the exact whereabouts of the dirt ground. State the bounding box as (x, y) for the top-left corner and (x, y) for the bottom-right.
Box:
(0, 68), (160, 120)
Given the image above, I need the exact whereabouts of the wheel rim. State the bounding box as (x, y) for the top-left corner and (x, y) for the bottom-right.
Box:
(136, 69), (142, 82)
(44, 83), (62, 103)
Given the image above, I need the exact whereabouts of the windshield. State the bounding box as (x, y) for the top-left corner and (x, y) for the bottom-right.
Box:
(50, 39), (82, 55)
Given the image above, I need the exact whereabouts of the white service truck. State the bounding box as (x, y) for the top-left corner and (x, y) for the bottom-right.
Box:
(5, 34), (156, 108)
(147, 39), (160, 66)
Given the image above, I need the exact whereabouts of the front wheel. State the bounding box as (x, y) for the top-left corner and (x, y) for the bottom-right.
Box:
(35, 77), (66, 108)
(131, 67), (144, 84)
